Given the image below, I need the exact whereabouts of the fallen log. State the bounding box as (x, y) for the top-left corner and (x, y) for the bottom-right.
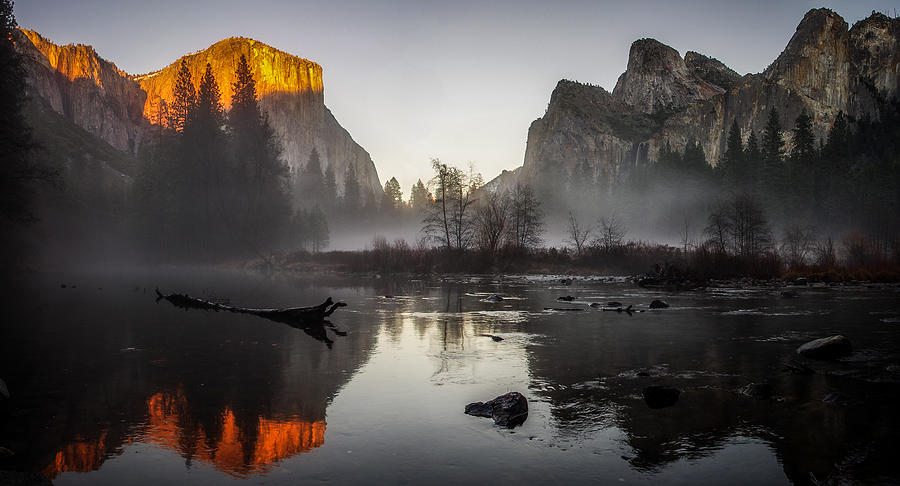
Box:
(155, 289), (348, 346)
(156, 288), (346, 321)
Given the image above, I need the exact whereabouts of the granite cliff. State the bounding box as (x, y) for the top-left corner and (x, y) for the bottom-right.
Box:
(518, 9), (900, 192)
(15, 30), (381, 198)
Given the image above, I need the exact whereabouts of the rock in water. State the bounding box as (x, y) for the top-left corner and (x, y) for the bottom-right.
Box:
(649, 299), (669, 309)
(797, 335), (852, 360)
(465, 392), (529, 427)
(557, 295), (575, 302)
(643, 385), (680, 408)
(484, 294), (504, 302)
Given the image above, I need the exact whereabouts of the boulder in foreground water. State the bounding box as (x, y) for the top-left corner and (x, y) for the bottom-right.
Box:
(465, 392), (528, 427)
(797, 335), (852, 360)
(643, 385), (680, 408)
(649, 299), (669, 309)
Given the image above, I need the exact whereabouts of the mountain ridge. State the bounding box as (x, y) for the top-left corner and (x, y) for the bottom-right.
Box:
(15, 29), (382, 199)
(516, 8), (900, 193)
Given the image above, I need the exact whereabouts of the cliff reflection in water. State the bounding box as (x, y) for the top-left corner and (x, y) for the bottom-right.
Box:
(142, 390), (325, 476)
(0, 270), (377, 481)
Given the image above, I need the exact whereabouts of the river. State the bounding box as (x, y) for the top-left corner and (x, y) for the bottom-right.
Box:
(1, 267), (898, 485)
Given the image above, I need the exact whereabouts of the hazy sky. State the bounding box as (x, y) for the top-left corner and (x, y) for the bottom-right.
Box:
(16, 0), (893, 192)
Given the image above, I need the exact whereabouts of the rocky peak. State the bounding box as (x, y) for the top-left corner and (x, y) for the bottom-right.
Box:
(18, 30), (382, 198)
(135, 37), (323, 122)
(684, 51), (741, 92)
(848, 12), (900, 97)
(612, 38), (718, 114)
(20, 29), (132, 87)
(765, 8), (850, 108)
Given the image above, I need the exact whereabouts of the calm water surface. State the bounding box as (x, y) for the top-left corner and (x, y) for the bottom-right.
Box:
(1, 268), (899, 485)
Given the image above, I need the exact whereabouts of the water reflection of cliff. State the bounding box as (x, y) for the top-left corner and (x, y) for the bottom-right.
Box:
(143, 390), (325, 476)
(0, 272), (376, 480)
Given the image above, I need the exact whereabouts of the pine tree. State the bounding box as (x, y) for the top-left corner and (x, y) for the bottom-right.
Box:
(721, 120), (744, 185)
(382, 177), (403, 211)
(227, 54), (290, 254)
(762, 108), (784, 165)
(409, 179), (431, 212)
(742, 130), (762, 193)
(791, 110), (815, 165)
(0, 0), (39, 227)
(300, 148), (324, 206)
(229, 54), (258, 130)
(789, 109), (816, 216)
(342, 163), (360, 213)
(682, 139), (707, 173)
(169, 60), (196, 132)
(823, 110), (849, 168)
(323, 163), (337, 210)
(760, 108), (785, 201)
(194, 63), (223, 132)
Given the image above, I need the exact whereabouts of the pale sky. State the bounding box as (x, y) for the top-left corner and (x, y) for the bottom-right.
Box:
(16, 0), (893, 193)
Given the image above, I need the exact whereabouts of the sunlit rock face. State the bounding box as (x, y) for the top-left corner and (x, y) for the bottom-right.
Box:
(17, 30), (147, 155)
(520, 9), (900, 191)
(16, 31), (382, 198)
(135, 37), (380, 197)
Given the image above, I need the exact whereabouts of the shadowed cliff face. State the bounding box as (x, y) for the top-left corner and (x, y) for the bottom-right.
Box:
(612, 38), (725, 115)
(521, 9), (900, 191)
(16, 31), (382, 198)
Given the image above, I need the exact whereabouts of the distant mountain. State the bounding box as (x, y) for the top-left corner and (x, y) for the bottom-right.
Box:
(517, 9), (900, 191)
(15, 29), (382, 199)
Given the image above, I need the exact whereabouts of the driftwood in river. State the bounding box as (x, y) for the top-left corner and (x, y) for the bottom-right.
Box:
(155, 289), (348, 346)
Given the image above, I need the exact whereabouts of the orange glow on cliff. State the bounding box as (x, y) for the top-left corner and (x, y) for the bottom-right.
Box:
(43, 390), (325, 478)
(135, 37), (324, 124)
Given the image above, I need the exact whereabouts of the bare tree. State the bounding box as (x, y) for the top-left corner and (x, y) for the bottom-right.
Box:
(780, 224), (815, 268)
(704, 204), (731, 255)
(680, 217), (692, 253)
(474, 190), (511, 256)
(814, 236), (837, 267)
(728, 193), (772, 258)
(703, 193), (771, 259)
(422, 159), (479, 251)
(565, 212), (591, 255)
(594, 212), (627, 252)
(507, 183), (544, 251)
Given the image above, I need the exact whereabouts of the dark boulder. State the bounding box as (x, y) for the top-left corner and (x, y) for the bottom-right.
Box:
(642, 385), (680, 408)
(557, 295), (575, 301)
(781, 290), (800, 298)
(608, 301), (623, 307)
(484, 294), (504, 302)
(797, 335), (852, 360)
(649, 299), (669, 309)
(465, 392), (528, 427)
(794, 277), (808, 286)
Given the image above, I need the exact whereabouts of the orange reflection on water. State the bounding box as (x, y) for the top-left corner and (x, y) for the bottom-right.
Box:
(145, 390), (326, 476)
(44, 391), (325, 478)
(43, 432), (109, 478)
